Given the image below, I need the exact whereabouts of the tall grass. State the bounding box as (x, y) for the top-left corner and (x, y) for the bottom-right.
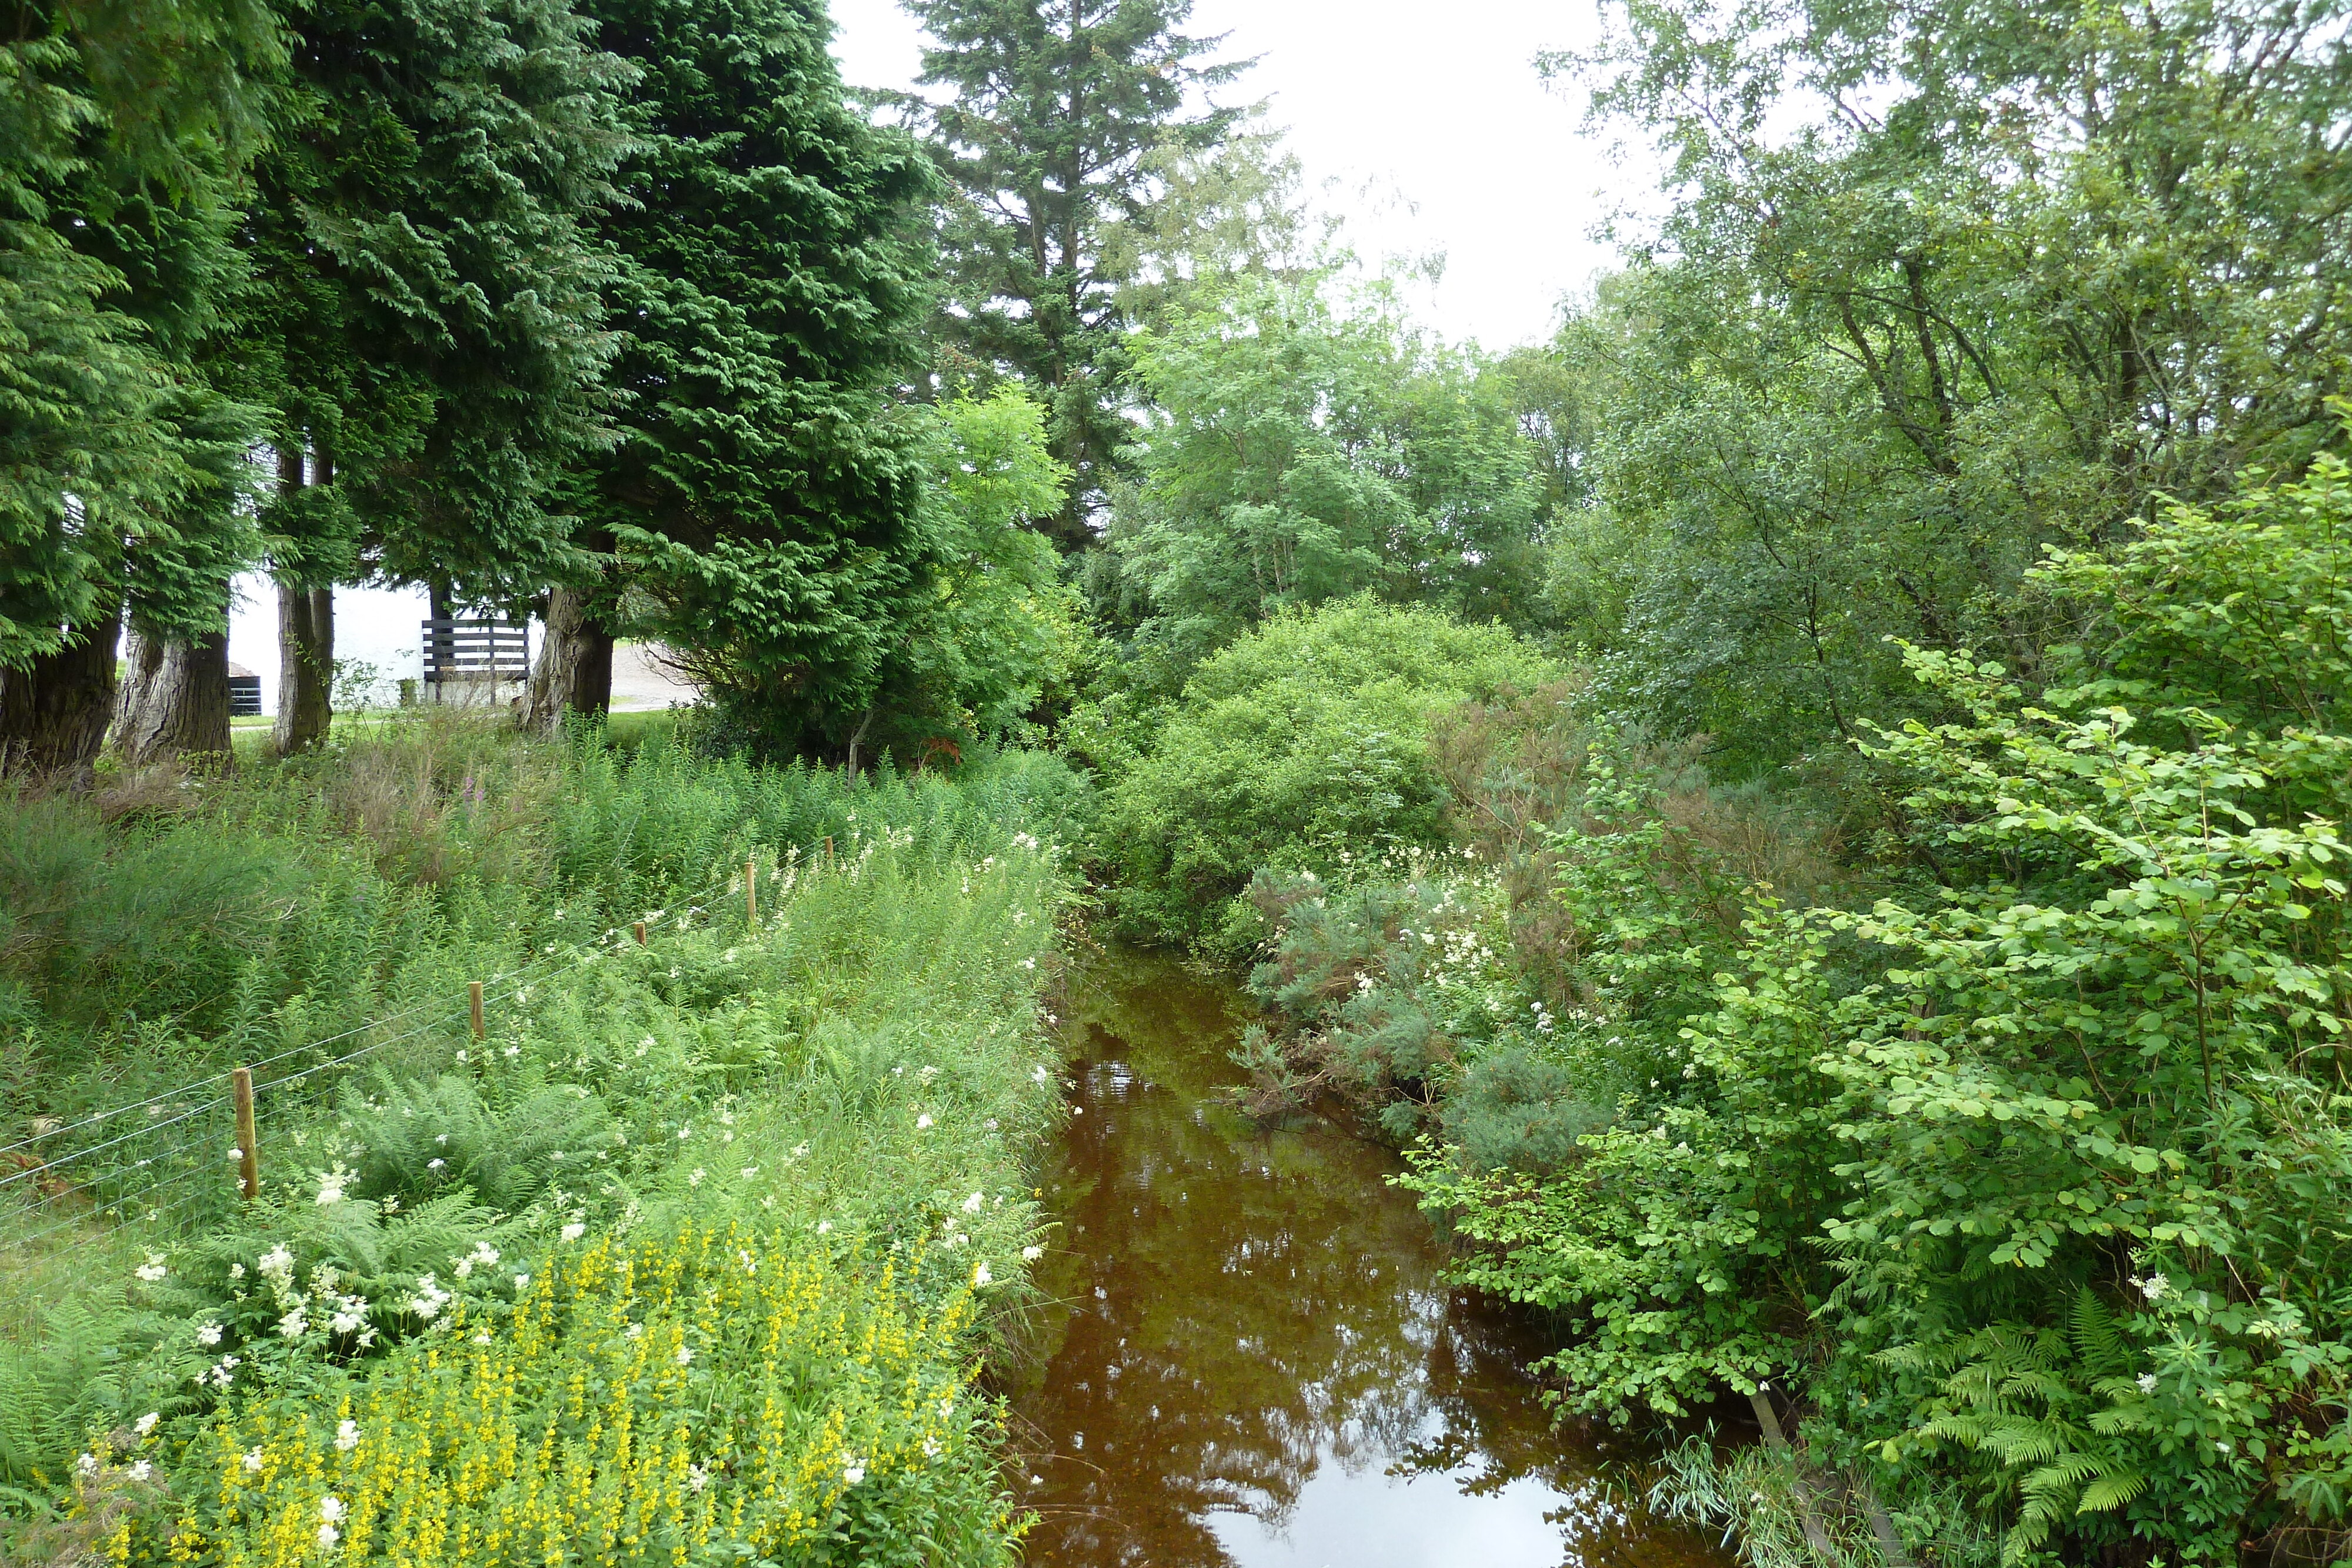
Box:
(1, 718), (1084, 1124)
(1, 721), (1081, 1564)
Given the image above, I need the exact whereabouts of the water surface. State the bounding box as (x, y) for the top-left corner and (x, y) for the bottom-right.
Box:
(1004, 949), (1731, 1568)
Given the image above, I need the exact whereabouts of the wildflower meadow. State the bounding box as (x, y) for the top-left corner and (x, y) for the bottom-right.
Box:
(2, 723), (1080, 1565)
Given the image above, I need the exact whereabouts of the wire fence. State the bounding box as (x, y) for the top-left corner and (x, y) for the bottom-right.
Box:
(0, 840), (845, 1314)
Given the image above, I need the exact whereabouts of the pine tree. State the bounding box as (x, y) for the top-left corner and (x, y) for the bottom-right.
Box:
(567, 0), (939, 749)
(906, 0), (1248, 548)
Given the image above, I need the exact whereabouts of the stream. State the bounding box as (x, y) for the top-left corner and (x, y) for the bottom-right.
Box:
(1002, 948), (1735, 1567)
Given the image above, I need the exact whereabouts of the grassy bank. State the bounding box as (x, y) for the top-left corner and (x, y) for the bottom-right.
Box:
(1, 723), (1083, 1566)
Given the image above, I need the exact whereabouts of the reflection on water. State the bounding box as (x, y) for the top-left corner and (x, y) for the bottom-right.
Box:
(1004, 950), (1731, 1568)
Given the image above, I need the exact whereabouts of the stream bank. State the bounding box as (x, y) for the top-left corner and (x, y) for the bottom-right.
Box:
(1002, 947), (1732, 1567)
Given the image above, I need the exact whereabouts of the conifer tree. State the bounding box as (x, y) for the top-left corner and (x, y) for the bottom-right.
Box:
(0, 0), (278, 773)
(233, 0), (633, 751)
(562, 0), (938, 748)
(905, 0), (1248, 548)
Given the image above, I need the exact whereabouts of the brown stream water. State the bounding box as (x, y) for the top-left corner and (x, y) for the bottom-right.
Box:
(1003, 948), (1735, 1568)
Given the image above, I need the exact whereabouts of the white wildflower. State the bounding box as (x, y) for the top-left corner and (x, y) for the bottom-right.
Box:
(407, 1274), (450, 1322)
(842, 1460), (865, 1486)
(134, 1252), (168, 1283)
(335, 1420), (360, 1452)
(973, 1263), (993, 1286)
(242, 1447), (264, 1473)
(961, 1192), (985, 1214)
(195, 1321), (222, 1348)
(1023, 1245), (1044, 1261)
(561, 1222), (586, 1243)
(916, 1114), (933, 1130)
(133, 1412), (160, 1437)
(676, 1346), (694, 1367)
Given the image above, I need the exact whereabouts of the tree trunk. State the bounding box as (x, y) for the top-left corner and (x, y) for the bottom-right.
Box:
(114, 626), (233, 765)
(273, 583), (334, 753)
(427, 580), (456, 700)
(272, 446), (336, 753)
(0, 609), (122, 780)
(526, 585), (614, 733)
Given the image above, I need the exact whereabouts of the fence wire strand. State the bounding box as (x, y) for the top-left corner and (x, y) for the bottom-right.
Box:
(2, 850), (793, 1273)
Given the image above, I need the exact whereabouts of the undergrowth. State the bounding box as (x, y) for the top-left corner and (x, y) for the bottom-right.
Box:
(0, 720), (1081, 1566)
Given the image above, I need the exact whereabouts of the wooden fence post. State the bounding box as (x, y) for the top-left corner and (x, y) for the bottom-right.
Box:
(232, 1067), (259, 1202)
(469, 980), (485, 1041)
(633, 921), (647, 945)
(823, 835), (833, 866)
(746, 854), (758, 926)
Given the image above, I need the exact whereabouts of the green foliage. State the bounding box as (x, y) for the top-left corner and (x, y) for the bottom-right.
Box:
(584, 0), (941, 751)
(1088, 597), (1560, 955)
(1101, 273), (1554, 689)
(1533, 0), (2352, 774)
(856, 388), (1091, 755)
(0, 717), (1083, 1121)
(0, 723), (1070, 1561)
(1277, 454), (2352, 1560)
(235, 0), (635, 603)
(0, 0), (272, 676)
(905, 0), (1249, 544)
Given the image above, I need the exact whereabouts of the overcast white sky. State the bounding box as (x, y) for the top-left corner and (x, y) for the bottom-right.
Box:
(826, 0), (1659, 352)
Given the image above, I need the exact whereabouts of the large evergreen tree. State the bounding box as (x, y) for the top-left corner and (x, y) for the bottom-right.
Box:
(905, 0), (1248, 549)
(230, 0), (633, 751)
(0, 0), (278, 773)
(563, 0), (939, 750)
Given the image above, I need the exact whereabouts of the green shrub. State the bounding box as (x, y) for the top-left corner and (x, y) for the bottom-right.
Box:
(1, 724), (1074, 1564)
(1384, 451), (2352, 1562)
(1090, 596), (1559, 955)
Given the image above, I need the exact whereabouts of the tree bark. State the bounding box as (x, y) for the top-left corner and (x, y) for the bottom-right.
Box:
(427, 580), (456, 700)
(273, 583), (334, 753)
(526, 584), (614, 733)
(114, 625), (233, 765)
(0, 609), (122, 780)
(272, 446), (336, 753)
